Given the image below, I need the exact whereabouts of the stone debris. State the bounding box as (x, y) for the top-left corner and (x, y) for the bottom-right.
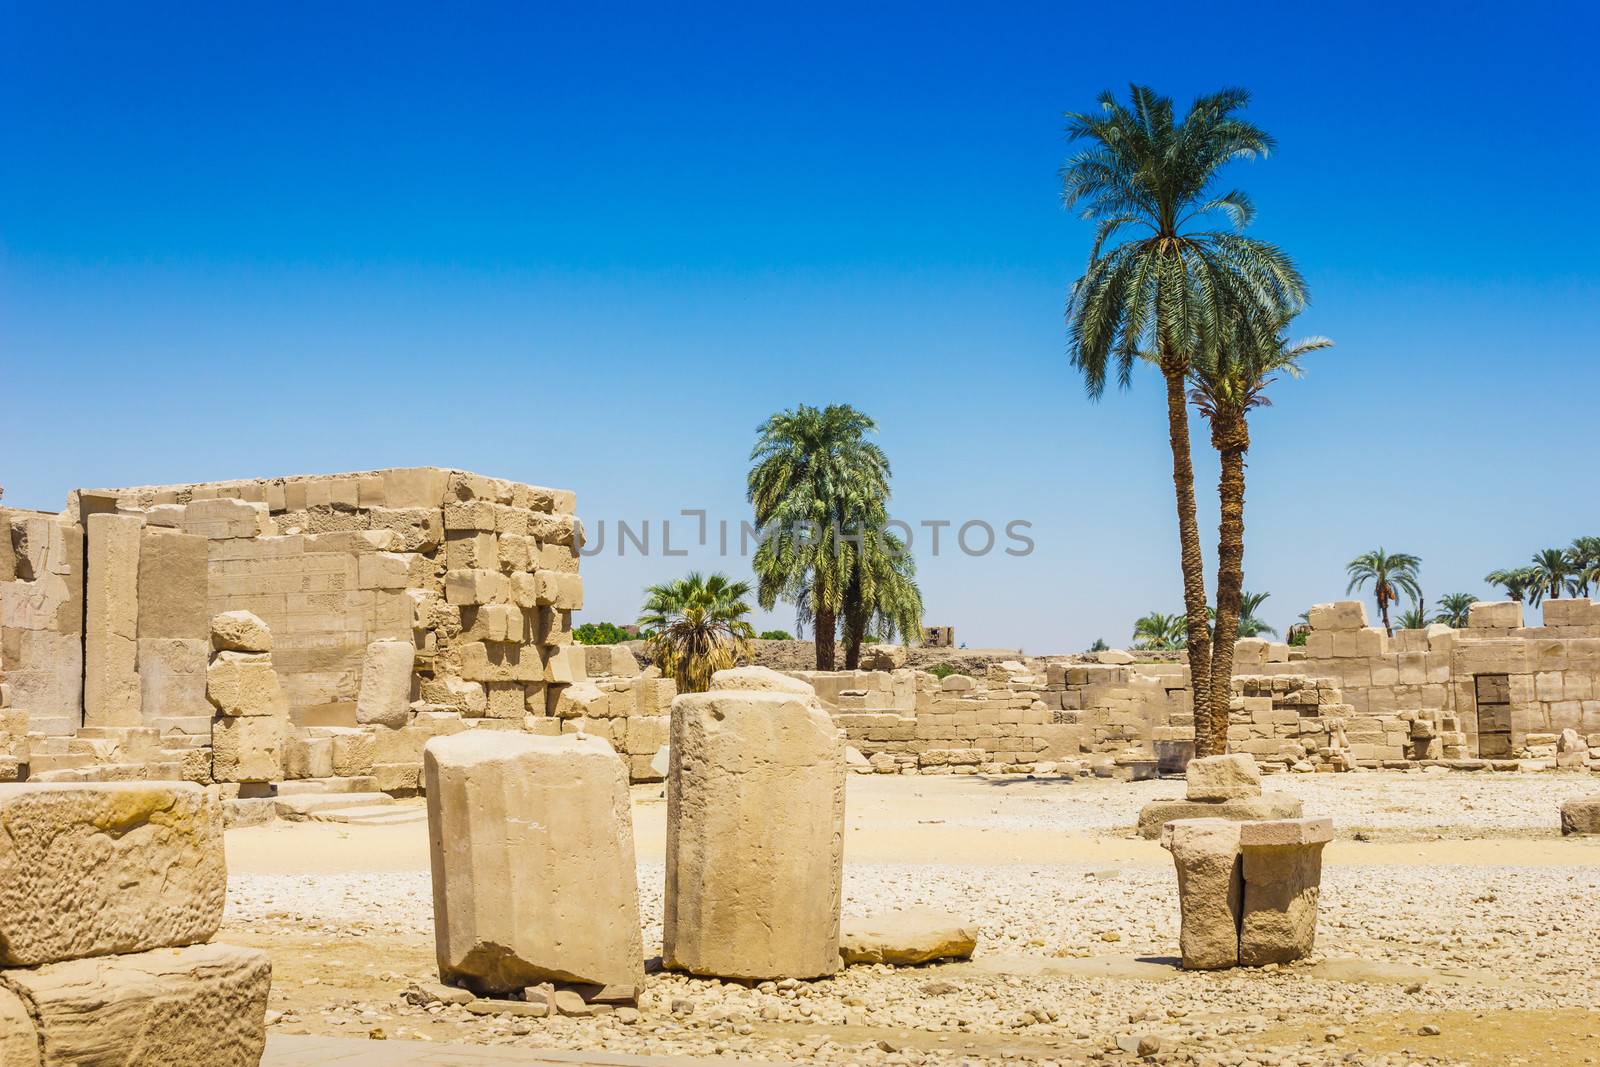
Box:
(209, 609), (273, 654)
(424, 730), (643, 995)
(1559, 793), (1600, 835)
(1136, 754), (1303, 838)
(664, 673), (846, 980)
(839, 908), (979, 965)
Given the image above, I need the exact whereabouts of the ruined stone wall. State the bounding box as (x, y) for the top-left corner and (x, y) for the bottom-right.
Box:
(0, 508), (84, 742)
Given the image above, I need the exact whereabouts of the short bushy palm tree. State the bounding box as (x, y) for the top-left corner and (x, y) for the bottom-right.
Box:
(1132, 611), (1187, 651)
(1529, 548), (1573, 605)
(638, 572), (755, 693)
(1189, 311), (1326, 737)
(1062, 85), (1305, 754)
(1345, 549), (1422, 637)
(1235, 590), (1279, 639)
(1396, 603), (1430, 631)
(839, 530), (925, 669)
(748, 404), (910, 671)
(1434, 592), (1478, 629)
(1565, 537), (1600, 597)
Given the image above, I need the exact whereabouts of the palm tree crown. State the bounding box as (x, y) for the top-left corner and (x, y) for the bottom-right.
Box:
(1345, 548), (1422, 637)
(638, 572), (755, 693)
(1132, 611), (1186, 651)
(1529, 548), (1573, 605)
(1434, 592), (1477, 628)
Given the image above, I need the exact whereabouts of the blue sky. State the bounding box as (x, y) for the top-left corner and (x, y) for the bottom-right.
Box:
(4, 2), (1598, 650)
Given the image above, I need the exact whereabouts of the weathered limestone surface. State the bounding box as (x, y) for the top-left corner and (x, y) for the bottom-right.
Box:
(208, 610), (272, 654)
(1161, 819), (1243, 970)
(664, 680), (845, 980)
(1136, 794), (1302, 839)
(211, 714), (285, 783)
(356, 639), (415, 728)
(839, 909), (978, 966)
(424, 730), (642, 995)
(0, 783), (225, 966)
(83, 514), (142, 728)
(0, 942), (270, 1067)
(1185, 754), (1262, 801)
(1559, 795), (1600, 836)
(1238, 817), (1333, 966)
(205, 652), (287, 717)
(707, 665), (817, 697)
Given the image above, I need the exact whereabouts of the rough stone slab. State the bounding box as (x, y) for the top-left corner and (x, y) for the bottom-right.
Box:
(664, 690), (845, 980)
(136, 528), (208, 640)
(211, 714), (285, 783)
(84, 513), (143, 728)
(839, 909), (978, 965)
(206, 651), (288, 717)
(1161, 819), (1242, 970)
(209, 610), (273, 653)
(425, 731), (643, 995)
(1185, 754), (1262, 801)
(707, 666), (816, 697)
(0, 782), (225, 965)
(0, 942), (270, 1066)
(1560, 795), (1600, 836)
(1306, 601), (1367, 631)
(1239, 817), (1333, 848)
(356, 640), (415, 728)
(1135, 794), (1303, 839)
(1239, 820), (1331, 967)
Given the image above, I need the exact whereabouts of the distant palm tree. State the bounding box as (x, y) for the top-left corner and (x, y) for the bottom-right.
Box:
(747, 404), (897, 671)
(638, 572), (755, 693)
(1434, 592), (1478, 629)
(1528, 548), (1573, 606)
(837, 530), (924, 670)
(1345, 549), (1422, 637)
(1062, 85), (1305, 755)
(1235, 591), (1280, 639)
(1484, 566), (1541, 605)
(1565, 537), (1600, 597)
(1131, 611), (1187, 651)
(1396, 603), (1430, 631)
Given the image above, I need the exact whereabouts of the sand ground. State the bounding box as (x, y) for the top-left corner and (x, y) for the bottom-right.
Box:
(225, 771), (1600, 1066)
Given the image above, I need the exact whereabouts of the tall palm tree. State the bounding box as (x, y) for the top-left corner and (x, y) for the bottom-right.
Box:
(1485, 566), (1542, 606)
(1565, 537), (1600, 597)
(638, 572), (756, 693)
(1529, 548), (1572, 606)
(1434, 592), (1477, 629)
(1189, 311), (1326, 739)
(747, 404), (898, 671)
(1345, 548), (1422, 637)
(1062, 85), (1305, 755)
(1132, 611), (1186, 651)
(1235, 590), (1279, 639)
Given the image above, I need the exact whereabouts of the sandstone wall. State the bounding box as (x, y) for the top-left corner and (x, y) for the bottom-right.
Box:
(0, 508), (84, 739)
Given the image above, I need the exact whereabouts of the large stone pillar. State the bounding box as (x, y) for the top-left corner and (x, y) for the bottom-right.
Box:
(423, 730), (642, 995)
(83, 514), (143, 727)
(663, 668), (845, 980)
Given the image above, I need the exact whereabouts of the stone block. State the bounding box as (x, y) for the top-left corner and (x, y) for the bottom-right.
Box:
(424, 731), (642, 995)
(284, 735), (335, 779)
(1307, 601), (1367, 631)
(205, 652), (287, 717)
(0, 782), (224, 965)
(137, 638), (209, 720)
(211, 714), (284, 782)
(1161, 819), (1243, 970)
(0, 942), (270, 1066)
(1238, 818), (1332, 966)
(84, 513), (142, 728)
(1135, 794), (1303, 839)
(355, 639), (415, 728)
(838, 909), (977, 966)
(136, 528), (207, 639)
(209, 610), (273, 654)
(664, 689), (845, 980)
(1559, 795), (1600, 835)
(1185, 753), (1262, 801)
(1469, 600), (1524, 629)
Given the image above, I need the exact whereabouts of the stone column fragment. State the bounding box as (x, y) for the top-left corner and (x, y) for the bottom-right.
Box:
(1160, 818), (1243, 970)
(424, 730), (642, 995)
(84, 513), (143, 727)
(1238, 817), (1333, 966)
(664, 671), (845, 980)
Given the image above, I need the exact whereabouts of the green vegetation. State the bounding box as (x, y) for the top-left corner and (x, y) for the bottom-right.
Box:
(1434, 593), (1477, 628)
(637, 572), (755, 693)
(1087, 638), (1108, 653)
(1345, 548), (1422, 637)
(1063, 85), (1305, 756)
(927, 663), (960, 680)
(747, 403), (923, 671)
(1234, 591), (1280, 639)
(573, 621), (636, 645)
(758, 629), (794, 641)
(1132, 611), (1187, 651)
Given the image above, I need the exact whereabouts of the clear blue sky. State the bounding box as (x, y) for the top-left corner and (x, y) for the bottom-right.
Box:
(4, 2), (1598, 650)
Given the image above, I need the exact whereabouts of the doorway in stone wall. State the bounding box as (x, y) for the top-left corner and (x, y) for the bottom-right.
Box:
(1473, 673), (1513, 758)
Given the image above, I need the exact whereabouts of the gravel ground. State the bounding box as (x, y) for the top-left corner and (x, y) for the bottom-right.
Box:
(224, 772), (1600, 1066)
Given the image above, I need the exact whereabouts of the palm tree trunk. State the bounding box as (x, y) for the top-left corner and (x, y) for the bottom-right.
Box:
(843, 613), (865, 670)
(1207, 412), (1248, 755)
(814, 607), (837, 671)
(1379, 592), (1392, 637)
(1161, 364), (1214, 755)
